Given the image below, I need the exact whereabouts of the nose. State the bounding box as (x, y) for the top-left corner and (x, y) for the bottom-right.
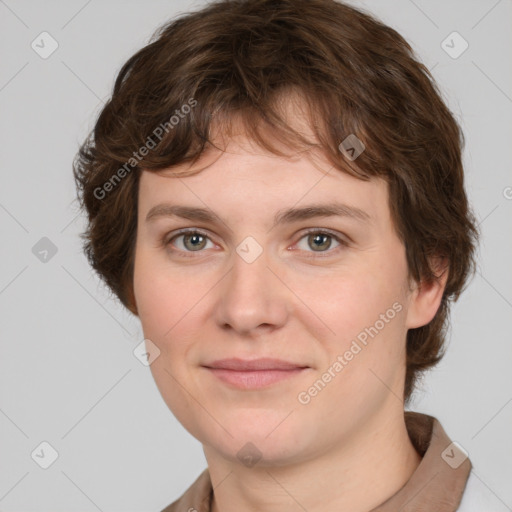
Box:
(214, 241), (290, 336)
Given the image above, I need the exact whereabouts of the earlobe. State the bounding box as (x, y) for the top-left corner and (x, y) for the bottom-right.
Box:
(405, 257), (449, 329)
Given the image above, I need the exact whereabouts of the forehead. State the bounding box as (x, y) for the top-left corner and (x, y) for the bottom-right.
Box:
(138, 138), (389, 233)
(138, 94), (389, 227)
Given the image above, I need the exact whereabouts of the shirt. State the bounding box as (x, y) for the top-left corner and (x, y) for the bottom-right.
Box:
(160, 411), (506, 512)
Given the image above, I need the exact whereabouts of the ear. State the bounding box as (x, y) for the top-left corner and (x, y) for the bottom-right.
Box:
(405, 256), (449, 329)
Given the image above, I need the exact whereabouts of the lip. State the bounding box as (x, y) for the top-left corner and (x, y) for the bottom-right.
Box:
(202, 358), (309, 390)
(204, 357), (308, 371)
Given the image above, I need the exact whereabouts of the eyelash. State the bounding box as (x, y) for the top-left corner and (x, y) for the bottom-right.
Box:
(160, 228), (349, 259)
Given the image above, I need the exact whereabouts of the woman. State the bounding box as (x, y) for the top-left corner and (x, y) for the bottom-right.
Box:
(72, 1), (506, 510)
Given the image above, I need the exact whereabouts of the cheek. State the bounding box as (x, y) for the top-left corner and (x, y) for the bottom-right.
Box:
(133, 249), (215, 363)
(133, 249), (183, 345)
(297, 271), (407, 420)
(296, 262), (406, 341)
(295, 247), (409, 389)
(134, 253), (207, 434)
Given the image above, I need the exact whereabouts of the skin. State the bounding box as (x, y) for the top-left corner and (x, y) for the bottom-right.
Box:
(132, 104), (447, 512)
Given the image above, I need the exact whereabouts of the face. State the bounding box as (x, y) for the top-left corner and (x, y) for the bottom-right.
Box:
(132, 115), (438, 468)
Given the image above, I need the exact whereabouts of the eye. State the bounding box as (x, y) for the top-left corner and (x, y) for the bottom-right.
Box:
(164, 229), (215, 256)
(294, 229), (348, 257)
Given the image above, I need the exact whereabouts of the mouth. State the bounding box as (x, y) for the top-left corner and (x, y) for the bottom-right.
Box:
(201, 358), (310, 389)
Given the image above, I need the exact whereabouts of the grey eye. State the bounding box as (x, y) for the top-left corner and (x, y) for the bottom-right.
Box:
(296, 232), (341, 253)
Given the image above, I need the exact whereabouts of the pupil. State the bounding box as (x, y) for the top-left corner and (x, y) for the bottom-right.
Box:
(186, 234), (204, 250)
(311, 234), (330, 251)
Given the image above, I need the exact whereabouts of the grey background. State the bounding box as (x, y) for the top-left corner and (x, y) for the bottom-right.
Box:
(0, 0), (511, 511)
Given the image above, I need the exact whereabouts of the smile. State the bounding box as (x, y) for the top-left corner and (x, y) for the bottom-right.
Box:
(204, 367), (308, 389)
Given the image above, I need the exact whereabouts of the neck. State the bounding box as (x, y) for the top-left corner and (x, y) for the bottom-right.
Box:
(206, 407), (422, 512)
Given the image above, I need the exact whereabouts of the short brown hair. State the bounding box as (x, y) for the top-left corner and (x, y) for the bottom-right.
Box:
(73, 0), (479, 404)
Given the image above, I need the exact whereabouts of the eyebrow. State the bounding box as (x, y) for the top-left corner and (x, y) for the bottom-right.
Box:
(145, 202), (372, 228)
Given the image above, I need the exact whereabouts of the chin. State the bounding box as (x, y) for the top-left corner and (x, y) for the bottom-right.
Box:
(200, 414), (316, 467)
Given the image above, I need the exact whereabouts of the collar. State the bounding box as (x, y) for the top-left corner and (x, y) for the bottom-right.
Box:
(161, 412), (472, 512)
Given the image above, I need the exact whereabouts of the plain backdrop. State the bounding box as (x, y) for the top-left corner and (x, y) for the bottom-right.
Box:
(1, 0), (511, 511)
